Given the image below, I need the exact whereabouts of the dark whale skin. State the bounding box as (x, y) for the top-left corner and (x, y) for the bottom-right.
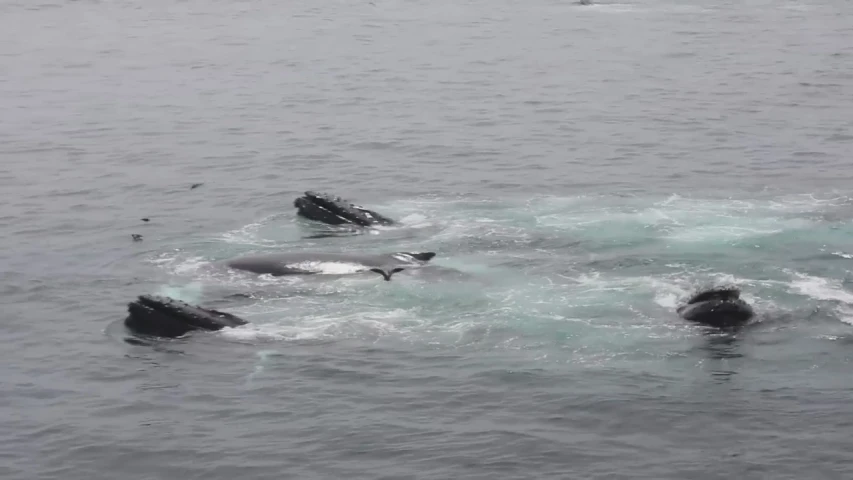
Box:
(676, 287), (755, 328)
(293, 191), (395, 227)
(124, 295), (249, 338)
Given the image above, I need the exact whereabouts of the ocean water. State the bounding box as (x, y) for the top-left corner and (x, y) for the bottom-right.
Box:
(3, 0), (853, 478)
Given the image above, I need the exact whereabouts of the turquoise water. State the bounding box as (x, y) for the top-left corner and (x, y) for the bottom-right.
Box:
(147, 191), (853, 375)
(4, 0), (853, 478)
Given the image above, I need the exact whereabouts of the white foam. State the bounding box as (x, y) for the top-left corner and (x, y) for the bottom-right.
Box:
(767, 194), (851, 212)
(391, 253), (415, 263)
(245, 350), (283, 385)
(220, 323), (294, 342)
(173, 256), (209, 276)
(786, 271), (853, 323)
(836, 305), (853, 326)
(397, 213), (429, 226)
(652, 283), (689, 310)
(155, 282), (205, 304)
(136, 193), (853, 352)
(548, 270), (690, 316)
(147, 253), (209, 276)
(219, 308), (418, 342)
(790, 273), (853, 304)
(667, 225), (783, 243)
(285, 261), (368, 275)
(220, 216), (279, 246)
(779, 3), (818, 12)
(581, 3), (637, 14)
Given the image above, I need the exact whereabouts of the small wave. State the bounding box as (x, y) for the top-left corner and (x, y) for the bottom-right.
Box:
(154, 282), (205, 305)
(219, 308), (420, 342)
(138, 191), (853, 353)
(836, 305), (853, 326)
(789, 272), (853, 304)
(652, 280), (690, 310)
(220, 216), (279, 246)
(779, 3), (818, 12)
(147, 253), (209, 276)
(395, 212), (430, 228)
(666, 225), (786, 243)
(578, 2), (637, 14)
(767, 193), (852, 212)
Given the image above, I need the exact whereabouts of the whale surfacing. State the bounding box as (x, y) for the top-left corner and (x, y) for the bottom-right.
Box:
(677, 287), (754, 329)
(294, 191), (395, 227)
(225, 251), (436, 276)
(125, 295), (249, 338)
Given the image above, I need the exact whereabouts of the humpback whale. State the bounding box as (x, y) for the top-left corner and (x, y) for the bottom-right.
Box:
(225, 251), (436, 276)
(293, 191), (395, 227)
(124, 295), (249, 338)
(676, 287), (754, 328)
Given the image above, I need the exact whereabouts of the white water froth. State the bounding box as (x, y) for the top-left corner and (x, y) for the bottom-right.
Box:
(286, 261), (369, 275)
(143, 193), (853, 349)
(220, 216), (280, 246)
(666, 225), (786, 243)
(790, 273), (853, 304)
(158, 255), (209, 276)
(219, 308), (422, 342)
(154, 282), (206, 305)
(390, 194), (839, 256)
(579, 2), (638, 14)
(789, 272), (853, 325)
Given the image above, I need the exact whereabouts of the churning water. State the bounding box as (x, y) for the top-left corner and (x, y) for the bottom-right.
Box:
(2, 0), (853, 478)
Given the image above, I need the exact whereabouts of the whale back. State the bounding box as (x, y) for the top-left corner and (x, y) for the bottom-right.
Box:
(678, 297), (754, 328)
(225, 251), (437, 276)
(398, 252), (436, 262)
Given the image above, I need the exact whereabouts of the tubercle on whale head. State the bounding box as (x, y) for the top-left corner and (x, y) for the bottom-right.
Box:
(125, 295), (249, 338)
(303, 191), (348, 208)
(676, 287), (754, 329)
(293, 191), (396, 227)
(685, 286), (741, 305)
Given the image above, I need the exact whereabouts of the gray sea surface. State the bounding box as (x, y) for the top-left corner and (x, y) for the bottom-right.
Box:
(3, 0), (853, 478)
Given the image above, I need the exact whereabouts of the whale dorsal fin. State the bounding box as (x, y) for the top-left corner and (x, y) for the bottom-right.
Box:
(686, 287), (741, 305)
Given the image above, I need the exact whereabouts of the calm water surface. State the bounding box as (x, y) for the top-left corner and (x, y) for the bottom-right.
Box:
(2, 0), (853, 478)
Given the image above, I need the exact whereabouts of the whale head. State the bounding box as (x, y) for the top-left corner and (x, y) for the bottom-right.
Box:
(125, 295), (249, 338)
(678, 287), (754, 329)
(294, 191), (395, 227)
(393, 252), (436, 263)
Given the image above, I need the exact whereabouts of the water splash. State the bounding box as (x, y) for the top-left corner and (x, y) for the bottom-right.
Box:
(144, 192), (853, 357)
